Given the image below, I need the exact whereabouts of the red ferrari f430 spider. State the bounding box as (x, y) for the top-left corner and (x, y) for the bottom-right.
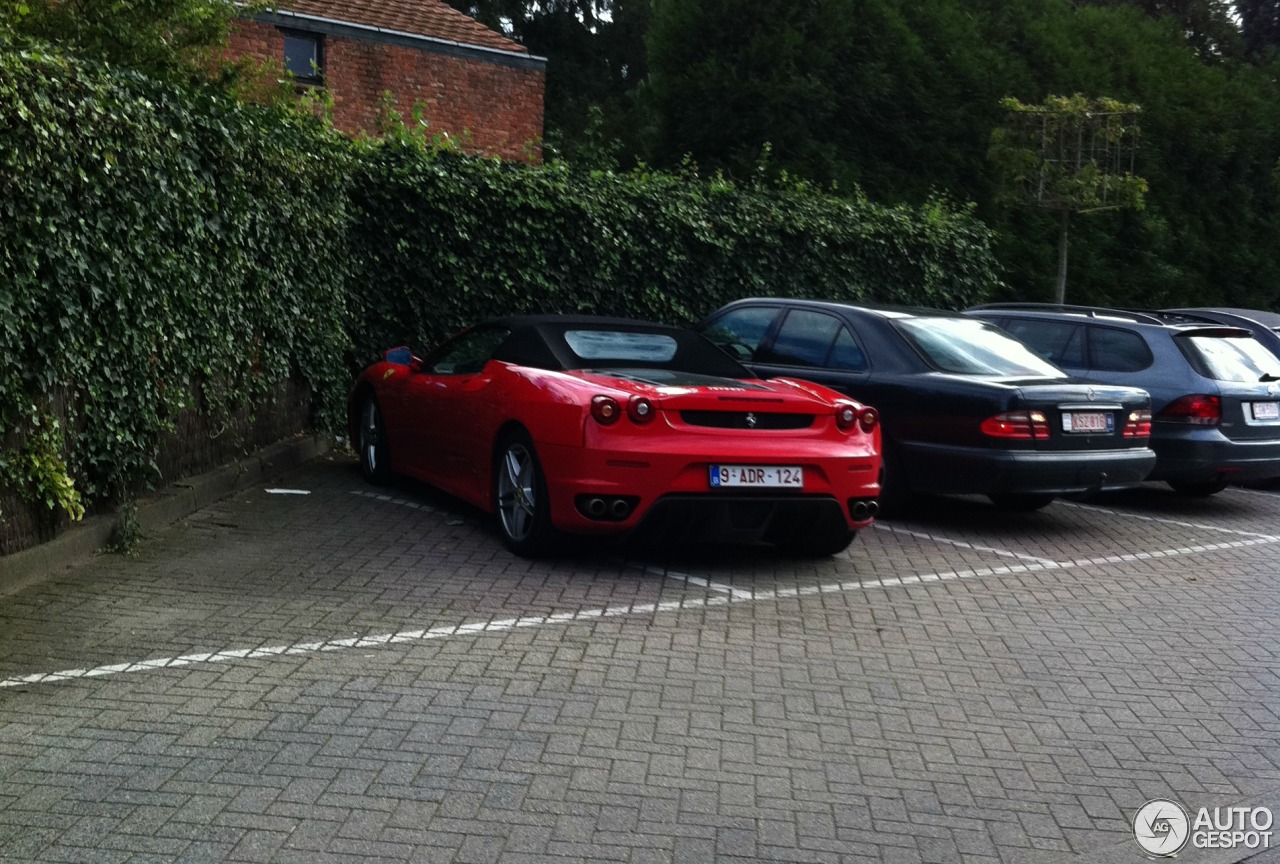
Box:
(348, 316), (881, 556)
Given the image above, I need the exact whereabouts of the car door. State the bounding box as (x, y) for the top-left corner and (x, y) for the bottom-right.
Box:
(404, 327), (510, 484)
(749, 307), (873, 393)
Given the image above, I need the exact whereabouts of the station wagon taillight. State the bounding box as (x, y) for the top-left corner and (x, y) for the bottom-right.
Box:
(1158, 395), (1220, 426)
(1122, 409), (1152, 438)
(980, 410), (1050, 440)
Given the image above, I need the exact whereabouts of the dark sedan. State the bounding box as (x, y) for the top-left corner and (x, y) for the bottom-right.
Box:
(698, 299), (1156, 511)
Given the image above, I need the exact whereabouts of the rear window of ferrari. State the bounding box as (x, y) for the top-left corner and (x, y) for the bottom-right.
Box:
(564, 330), (679, 363)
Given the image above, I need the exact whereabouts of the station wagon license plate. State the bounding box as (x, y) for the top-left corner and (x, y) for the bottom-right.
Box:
(1251, 402), (1280, 421)
(709, 465), (804, 488)
(1062, 411), (1114, 433)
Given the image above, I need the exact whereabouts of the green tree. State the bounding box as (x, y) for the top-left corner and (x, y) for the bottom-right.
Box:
(1, 0), (243, 81)
(990, 95), (1147, 303)
(1238, 0), (1280, 56)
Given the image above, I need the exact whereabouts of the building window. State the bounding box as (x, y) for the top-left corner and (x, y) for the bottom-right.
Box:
(282, 30), (323, 84)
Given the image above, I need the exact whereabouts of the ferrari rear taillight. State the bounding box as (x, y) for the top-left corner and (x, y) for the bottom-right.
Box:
(591, 395), (622, 425)
(858, 407), (879, 433)
(1122, 409), (1153, 438)
(835, 403), (858, 432)
(1159, 395), (1220, 426)
(627, 396), (656, 424)
(980, 410), (1049, 440)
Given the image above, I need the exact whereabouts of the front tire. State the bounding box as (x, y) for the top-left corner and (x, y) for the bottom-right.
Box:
(358, 395), (392, 485)
(988, 493), (1055, 512)
(1168, 478), (1229, 497)
(494, 431), (555, 557)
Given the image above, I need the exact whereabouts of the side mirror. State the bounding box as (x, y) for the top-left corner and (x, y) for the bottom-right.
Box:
(384, 346), (413, 366)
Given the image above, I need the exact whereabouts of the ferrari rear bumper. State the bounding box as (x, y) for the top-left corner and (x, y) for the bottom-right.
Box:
(536, 439), (880, 536)
(628, 494), (855, 545)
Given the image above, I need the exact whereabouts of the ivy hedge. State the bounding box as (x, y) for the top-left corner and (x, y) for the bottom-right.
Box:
(348, 143), (1001, 361)
(0, 44), (1000, 544)
(0, 45), (352, 528)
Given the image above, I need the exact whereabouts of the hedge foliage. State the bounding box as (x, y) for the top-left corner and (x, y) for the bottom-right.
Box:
(0, 45), (352, 517)
(348, 144), (1000, 361)
(0, 44), (1000, 530)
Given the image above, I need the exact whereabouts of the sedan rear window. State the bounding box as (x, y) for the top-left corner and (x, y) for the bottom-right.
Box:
(564, 330), (679, 362)
(897, 318), (1067, 377)
(1181, 335), (1280, 382)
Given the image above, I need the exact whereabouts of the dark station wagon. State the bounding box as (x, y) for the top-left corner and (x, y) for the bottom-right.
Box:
(967, 303), (1280, 496)
(699, 299), (1156, 511)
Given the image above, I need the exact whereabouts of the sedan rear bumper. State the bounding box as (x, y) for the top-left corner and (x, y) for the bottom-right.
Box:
(899, 442), (1157, 496)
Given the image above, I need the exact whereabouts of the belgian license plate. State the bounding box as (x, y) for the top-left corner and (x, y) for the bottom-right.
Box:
(1062, 411), (1113, 433)
(709, 465), (804, 488)
(1252, 402), (1280, 421)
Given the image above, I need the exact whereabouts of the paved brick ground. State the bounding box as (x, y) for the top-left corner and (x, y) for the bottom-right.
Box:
(1, 453), (1279, 863)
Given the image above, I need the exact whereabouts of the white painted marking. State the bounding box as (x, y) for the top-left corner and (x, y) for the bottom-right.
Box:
(265, 489), (311, 495)
(873, 523), (1062, 566)
(6, 531), (1279, 691)
(1058, 501), (1280, 541)
(351, 489), (435, 512)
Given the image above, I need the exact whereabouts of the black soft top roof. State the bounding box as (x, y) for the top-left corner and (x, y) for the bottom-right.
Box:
(475, 314), (753, 378)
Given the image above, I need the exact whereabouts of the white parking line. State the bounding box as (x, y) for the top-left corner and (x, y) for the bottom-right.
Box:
(6, 532), (1278, 691)
(633, 564), (754, 599)
(873, 523), (1062, 566)
(1058, 500), (1280, 540)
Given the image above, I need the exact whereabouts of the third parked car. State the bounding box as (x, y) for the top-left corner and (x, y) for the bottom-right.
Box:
(699, 299), (1155, 511)
(967, 303), (1280, 495)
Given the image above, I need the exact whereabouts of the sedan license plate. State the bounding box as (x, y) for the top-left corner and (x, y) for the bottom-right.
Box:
(709, 465), (803, 488)
(1062, 411), (1114, 433)
(1252, 402), (1280, 421)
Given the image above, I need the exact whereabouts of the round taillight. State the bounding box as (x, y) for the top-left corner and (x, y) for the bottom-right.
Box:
(835, 404), (858, 431)
(591, 395), (622, 425)
(858, 407), (879, 433)
(628, 397), (656, 424)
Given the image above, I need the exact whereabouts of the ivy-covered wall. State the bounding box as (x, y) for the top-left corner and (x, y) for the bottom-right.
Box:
(0, 45), (1001, 556)
(0, 46), (353, 552)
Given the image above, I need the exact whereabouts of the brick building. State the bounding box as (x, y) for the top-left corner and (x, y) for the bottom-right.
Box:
(226, 0), (546, 161)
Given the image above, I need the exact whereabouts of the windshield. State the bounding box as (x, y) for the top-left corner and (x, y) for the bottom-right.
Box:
(1182, 335), (1280, 382)
(897, 318), (1067, 377)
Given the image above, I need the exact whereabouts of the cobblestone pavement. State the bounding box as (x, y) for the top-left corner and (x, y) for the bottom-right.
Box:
(2, 452), (1279, 864)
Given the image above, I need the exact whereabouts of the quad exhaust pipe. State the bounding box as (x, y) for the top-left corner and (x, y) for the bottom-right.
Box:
(850, 499), (880, 521)
(578, 495), (638, 521)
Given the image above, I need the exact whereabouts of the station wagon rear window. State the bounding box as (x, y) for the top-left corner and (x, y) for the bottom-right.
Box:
(897, 318), (1067, 377)
(564, 330), (679, 362)
(1181, 334), (1280, 382)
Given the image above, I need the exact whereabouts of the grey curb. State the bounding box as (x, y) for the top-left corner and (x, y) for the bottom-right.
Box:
(0, 433), (334, 597)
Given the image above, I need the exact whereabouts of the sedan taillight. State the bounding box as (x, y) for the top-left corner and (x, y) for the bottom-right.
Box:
(1158, 395), (1220, 426)
(1123, 409), (1152, 438)
(980, 410), (1049, 440)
